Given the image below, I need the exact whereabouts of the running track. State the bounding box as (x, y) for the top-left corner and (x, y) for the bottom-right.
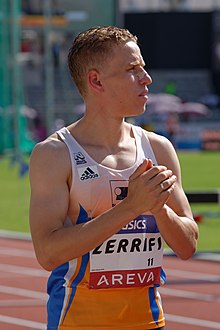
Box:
(0, 236), (219, 330)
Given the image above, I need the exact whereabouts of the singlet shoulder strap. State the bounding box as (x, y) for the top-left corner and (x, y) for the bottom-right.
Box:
(56, 127), (81, 186)
(56, 127), (74, 144)
(56, 126), (86, 157)
(131, 125), (158, 165)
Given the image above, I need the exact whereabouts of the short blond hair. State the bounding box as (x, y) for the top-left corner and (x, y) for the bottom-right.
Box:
(68, 26), (137, 98)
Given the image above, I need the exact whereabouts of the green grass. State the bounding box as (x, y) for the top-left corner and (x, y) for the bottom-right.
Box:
(196, 218), (220, 251)
(178, 151), (220, 190)
(0, 151), (220, 252)
(178, 151), (220, 251)
(0, 156), (30, 232)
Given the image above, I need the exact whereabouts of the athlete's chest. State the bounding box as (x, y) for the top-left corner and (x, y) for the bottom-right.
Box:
(80, 139), (137, 171)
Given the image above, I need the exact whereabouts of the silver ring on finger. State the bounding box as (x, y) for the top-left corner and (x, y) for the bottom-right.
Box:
(160, 182), (165, 190)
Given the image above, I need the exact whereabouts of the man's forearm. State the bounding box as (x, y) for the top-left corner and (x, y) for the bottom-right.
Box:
(154, 205), (198, 260)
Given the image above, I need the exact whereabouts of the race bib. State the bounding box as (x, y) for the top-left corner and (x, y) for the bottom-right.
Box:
(89, 215), (164, 289)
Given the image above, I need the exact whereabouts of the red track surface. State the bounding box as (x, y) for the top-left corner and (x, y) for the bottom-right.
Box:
(0, 237), (219, 330)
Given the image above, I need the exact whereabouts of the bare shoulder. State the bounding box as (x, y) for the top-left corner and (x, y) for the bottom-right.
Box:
(30, 135), (67, 166)
(143, 130), (180, 172)
(29, 134), (71, 182)
(30, 134), (65, 160)
(145, 130), (172, 149)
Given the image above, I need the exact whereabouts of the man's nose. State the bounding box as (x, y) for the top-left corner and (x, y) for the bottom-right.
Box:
(138, 70), (152, 85)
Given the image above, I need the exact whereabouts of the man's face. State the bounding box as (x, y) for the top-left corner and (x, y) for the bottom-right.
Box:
(100, 41), (152, 118)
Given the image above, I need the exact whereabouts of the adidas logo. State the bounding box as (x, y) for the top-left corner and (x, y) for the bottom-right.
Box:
(78, 166), (100, 181)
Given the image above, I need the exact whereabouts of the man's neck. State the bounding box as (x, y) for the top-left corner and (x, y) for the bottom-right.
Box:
(73, 112), (130, 149)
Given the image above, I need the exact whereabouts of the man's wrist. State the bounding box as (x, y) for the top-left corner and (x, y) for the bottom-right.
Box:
(120, 198), (141, 220)
(153, 204), (169, 220)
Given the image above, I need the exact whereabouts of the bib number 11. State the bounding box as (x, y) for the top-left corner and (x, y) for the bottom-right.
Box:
(147, 258), (154, 267)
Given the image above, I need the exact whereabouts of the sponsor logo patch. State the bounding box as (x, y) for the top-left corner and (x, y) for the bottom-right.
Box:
(110, 180), (128, 207)
(89, 267), (161, 289)
(74, 152), (87, 165)
(77, 166), (100, 181)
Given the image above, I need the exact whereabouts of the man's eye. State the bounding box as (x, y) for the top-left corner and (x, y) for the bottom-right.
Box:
(129, 66), (136, 71)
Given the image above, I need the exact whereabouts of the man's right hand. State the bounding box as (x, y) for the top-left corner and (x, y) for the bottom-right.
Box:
(125, 159), (177, 215)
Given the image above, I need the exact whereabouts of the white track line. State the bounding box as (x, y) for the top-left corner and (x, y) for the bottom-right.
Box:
(165, 314), (220, 329)
(0, 230), (31, 240)
(0, 263), (48, 277)
(1, 313), (219, 330)
(0, 285), (47, 300)
(166, 268), (220, 281)
(0, 315), (45, 329)
(160, 287), (220, 302)
(0, 247), (35, 258)
(0, 299), (45, 307)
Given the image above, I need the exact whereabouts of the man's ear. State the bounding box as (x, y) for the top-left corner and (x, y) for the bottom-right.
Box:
(87, 69), (104, 92)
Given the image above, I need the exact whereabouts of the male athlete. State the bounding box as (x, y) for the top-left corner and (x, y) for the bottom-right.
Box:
(29, 26), (198, 329)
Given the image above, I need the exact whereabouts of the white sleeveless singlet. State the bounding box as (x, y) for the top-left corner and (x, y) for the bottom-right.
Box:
(47, 124), (166, 330)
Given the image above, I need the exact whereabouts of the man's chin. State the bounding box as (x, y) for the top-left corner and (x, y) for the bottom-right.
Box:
(132, 106), (147, 117)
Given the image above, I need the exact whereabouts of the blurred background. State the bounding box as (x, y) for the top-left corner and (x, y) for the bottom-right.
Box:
(1, 0), (220, 154)
(0, 0), (220, 243)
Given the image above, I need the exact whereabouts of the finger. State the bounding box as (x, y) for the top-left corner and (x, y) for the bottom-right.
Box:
(129, 159), (152, 181)
(159, 175), (177, 191)
(146, 158), (154, 169)
(149, 169), (172, 185)
(144, 165), (168, 181)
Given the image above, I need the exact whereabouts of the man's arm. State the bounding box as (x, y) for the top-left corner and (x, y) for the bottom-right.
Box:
(147, 132), (199, 260)
(30, 139), (140, 271)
